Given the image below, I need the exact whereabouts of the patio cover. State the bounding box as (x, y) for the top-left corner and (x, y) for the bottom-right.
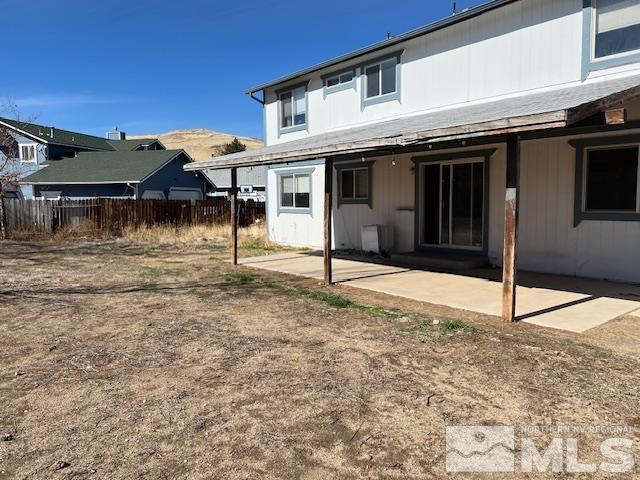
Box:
(186, 73), (640, 171)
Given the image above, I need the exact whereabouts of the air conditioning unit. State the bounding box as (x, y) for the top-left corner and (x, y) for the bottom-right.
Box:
(361, 224), (394, 254)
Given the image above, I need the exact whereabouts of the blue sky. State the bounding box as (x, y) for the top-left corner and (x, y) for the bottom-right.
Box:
(3, 0), (484, 139)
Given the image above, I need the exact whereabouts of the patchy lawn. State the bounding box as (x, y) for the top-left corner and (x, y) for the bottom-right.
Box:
(0, 232), (638, 479)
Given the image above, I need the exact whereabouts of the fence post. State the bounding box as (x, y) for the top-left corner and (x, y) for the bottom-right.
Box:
(0, 193), (7, 240)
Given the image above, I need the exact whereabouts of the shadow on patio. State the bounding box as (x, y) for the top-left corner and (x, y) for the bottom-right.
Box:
(240, 251), (640, 333)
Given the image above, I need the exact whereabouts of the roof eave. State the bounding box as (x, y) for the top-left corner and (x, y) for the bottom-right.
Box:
(185, 111), (568, 171)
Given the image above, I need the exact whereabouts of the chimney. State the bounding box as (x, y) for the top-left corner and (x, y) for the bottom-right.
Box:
(106, 127), (126, 141)
(50, 127), (54, 138)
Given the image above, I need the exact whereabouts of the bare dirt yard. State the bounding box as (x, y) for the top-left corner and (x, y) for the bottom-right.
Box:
(1, 229), (639, 479)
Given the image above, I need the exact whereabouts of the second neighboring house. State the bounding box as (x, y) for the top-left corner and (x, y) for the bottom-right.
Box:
(0, 118), (210, 200)
(205, 166), (266, 201)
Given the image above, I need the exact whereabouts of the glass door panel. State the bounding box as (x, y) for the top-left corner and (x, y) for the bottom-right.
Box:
(422, 159), (484, 250)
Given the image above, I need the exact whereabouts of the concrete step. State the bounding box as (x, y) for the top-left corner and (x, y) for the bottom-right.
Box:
(390, 251), (488, 272)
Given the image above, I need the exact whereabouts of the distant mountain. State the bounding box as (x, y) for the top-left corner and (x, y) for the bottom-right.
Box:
(129, 129), (263, 161)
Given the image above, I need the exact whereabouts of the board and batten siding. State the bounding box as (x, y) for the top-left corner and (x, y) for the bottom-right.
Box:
(315, 128), (640, 283)
(333, 156), (415, 253)
(516, 130), (640, 282)
(266, 161), (326, 249)
(264, 0), (585, 146)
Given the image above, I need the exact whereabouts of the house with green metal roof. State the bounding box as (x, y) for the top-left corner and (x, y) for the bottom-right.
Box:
(0, 118), (166, 198)
(22, 149), (211, 200)
(0, 118), (210, 200)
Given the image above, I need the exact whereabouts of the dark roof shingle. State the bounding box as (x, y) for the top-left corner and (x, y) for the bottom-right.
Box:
(23, 150), (186, 184)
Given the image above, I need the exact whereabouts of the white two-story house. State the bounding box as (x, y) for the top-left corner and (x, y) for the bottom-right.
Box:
(188, 0), (640, 320)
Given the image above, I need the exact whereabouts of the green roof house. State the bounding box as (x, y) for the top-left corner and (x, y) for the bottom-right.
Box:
(0, 118), (211, 200)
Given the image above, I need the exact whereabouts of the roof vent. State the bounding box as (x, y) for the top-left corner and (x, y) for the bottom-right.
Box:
(106, 127), (126, 141)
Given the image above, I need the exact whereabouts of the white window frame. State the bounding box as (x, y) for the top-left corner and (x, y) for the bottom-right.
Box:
(19, 143), (36, 163)
(582, 143), (640, 214)
(589, 0), (640, 62)
(277, 82), (309, 136)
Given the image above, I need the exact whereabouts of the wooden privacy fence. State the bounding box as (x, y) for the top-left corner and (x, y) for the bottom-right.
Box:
(1, 198), (265, 236)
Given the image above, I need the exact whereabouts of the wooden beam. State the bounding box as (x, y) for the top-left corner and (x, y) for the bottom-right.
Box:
(324, 157), (333, 286)
(502, 135), (520, 323)
(230, 167), (238, 266)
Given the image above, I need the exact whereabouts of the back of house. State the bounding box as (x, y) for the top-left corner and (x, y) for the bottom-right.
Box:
(191, 0), (640, 284)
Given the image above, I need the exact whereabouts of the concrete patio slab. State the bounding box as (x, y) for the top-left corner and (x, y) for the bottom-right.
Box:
(240, 253), (640, 333)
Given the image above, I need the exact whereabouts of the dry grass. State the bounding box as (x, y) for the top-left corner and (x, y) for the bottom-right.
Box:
(1, 240), (639, 478)
(8, 221), (104, 242)
(122, 222), (290, 253)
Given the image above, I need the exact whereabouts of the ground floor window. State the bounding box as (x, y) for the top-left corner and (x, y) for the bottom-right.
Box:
(280, 173), (310, 209)
(336, 160), (374, 207)
(584, 146), (639, 212)
(571, 135), (640, 225)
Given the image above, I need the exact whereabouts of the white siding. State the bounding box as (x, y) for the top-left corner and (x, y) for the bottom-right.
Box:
(516, 131), (640, 282)
(264, 0), (587, 146)
(267, 161), (325, 249)
(333, 155), (415, 253)
(302, 130), (640, 284)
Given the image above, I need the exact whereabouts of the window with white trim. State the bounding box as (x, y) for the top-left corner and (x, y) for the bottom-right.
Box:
(20, 144), (35, 162)
(279, 85), (307, 131)
(584, 145), (640, 212)
(592, 0), (640, 59)
(280, 173), (310, 209)
(364, 58), (397, 99)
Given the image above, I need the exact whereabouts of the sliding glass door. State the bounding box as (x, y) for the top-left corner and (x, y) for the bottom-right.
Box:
(422, 158), (485, 250)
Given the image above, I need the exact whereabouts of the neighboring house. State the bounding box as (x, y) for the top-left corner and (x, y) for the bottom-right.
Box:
(188, 0), (640, 292)
(204, 166), (266, 201)
(0, 118), (210, 200)
(0, 118), (165, 198)
(22, 150), (209, 200)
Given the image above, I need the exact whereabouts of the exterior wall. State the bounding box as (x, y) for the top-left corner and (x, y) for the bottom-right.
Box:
(0, 133), (47, 198)
(515, 129), (640, 283)
(288, 126), (640, 283)
(266, 160), (325, 249)
(333, 155), (415, 253)
(264, 0), (591, 146)
(138, 154), (208, 199)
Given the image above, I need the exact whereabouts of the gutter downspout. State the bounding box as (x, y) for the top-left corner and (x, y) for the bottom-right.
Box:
(248, 90), (265, 105)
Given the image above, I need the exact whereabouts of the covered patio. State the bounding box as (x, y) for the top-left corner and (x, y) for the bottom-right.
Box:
(186, 73), (640, 325)
(240, 252), (640, 333)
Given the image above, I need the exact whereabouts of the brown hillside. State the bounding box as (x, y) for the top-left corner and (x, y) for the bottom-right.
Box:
(129, 129), (263, 161)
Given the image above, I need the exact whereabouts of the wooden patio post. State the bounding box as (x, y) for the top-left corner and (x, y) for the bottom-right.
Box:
(230, 167), (238, 265)
(502, 135), (520, 323)
(324, 157), (333, 286)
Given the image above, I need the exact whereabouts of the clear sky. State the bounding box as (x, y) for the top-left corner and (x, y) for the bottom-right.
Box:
(3, 0), (485, 139)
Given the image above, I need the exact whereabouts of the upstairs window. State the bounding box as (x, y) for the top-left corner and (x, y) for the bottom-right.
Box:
(279, 85), (307, 134)
(20, 145), (35, 162)
(280, 173), (310, 210)
(365, 58), (397, 99)
(585, 146), (639, 212)
(326, 71), (354, 88)
(361, 52), (402, 108)
(593, 0), (640, 59)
